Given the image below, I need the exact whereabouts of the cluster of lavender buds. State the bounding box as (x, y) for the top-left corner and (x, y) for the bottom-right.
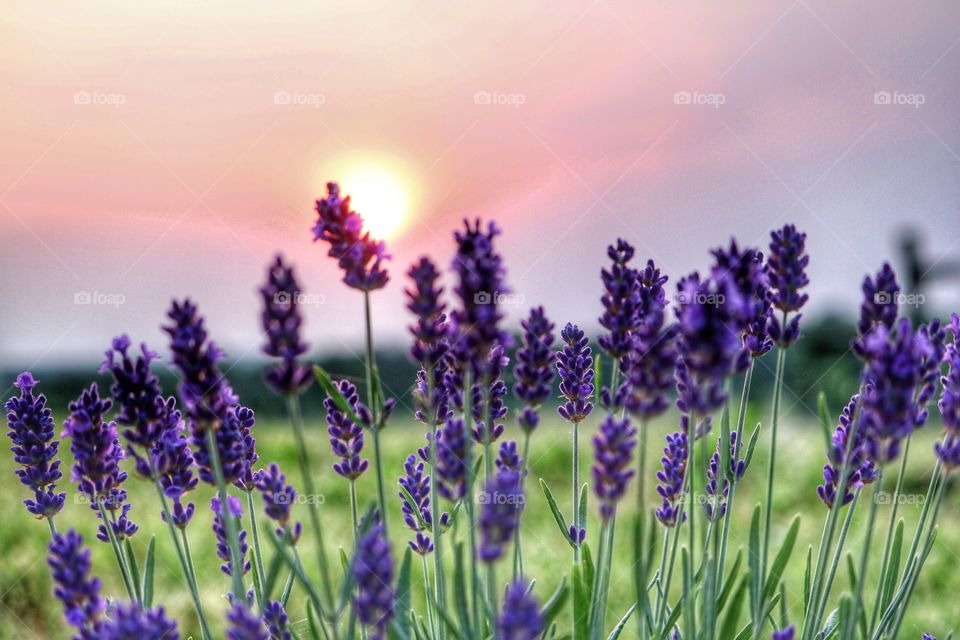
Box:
(854, 263), (900, 359)
(513, 306), (556, 433)
(353, 522), (395, 640)
(556, 323), (595, 423)
(598, 239), (641, 360)
(765, 224), (809, 346)
(496, 440), (523, 474)
(255, 463), (301, 542)
(398, 454), (443, 555)
(79, 604), (180, 640)
(192, 402), (256, 488)
(212, 496), (250, 576)
(100, 335), (165, 448)
(498, 580), (544, 640)
(936, 314), (960, 469)
(817, 395), (877, 508)
(591, 414), (637, 521)
(711, 239), (772, 358)
(616, 260), (677, 419)
(63, 384), (137, 541)
(773, 626), (795, 640)
(5, 372), (65, 518)
(472, 345), (508, 444)
(226, 603), (269, 640)
(260, 255), (313, 396)
(479, 468), (524, 561)
(152, 402), (198, 528)
(407, 257), (452, 425)
(313, 182), (390, 291)
(48, 529), (103, 629)
(326, 380), (370, 479)
(655, 431), (688, 527)
(431, 417), (468, 501)
(262, 601), (292, 640)
(703, 433), (745, 521)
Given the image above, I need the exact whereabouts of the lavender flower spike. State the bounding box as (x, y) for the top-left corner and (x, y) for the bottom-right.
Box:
(326, 380), (370, 480)
(260, 255), (313, 396)
(226, 603), (269, 640)
(48, 529), (103, 629)
(817, 395), (877, 508)
(556, 323), (594, 423)
(513, 306), (556, 433)
(765, 224), (810, 346)
(313, 182), (390, 292)
(254, 463), (302, 543)
(398, 454), (446, 555)
(498, 580), (544, 640)
(598, 239), (641, 359)
(936, 314), (960, 470)
(432, 417), (468, 501)
(100, 335), (165, 449)
(655, 431), (688, 527)
(853, 263), (900, 359)
(5, 372), (65, 519)
(478, 468), (524, 562)
(592, 414), (637, 521)
(80, 604), (180, 640)
(353, 523), (395, 640)
(262, 601), (292, 640)
(212, 496), (250, 576)
(773, 626), (795, 640)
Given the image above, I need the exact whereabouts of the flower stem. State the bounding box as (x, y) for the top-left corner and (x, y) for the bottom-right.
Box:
(245, 489), (267, 610)
(205, 427), (246, 603)
(462, 368), (481, 639)
(843, 480), (880, 639)
(47, 516), (58, 539)
(572, 419), (581, 565)
(425, 373), (447, 639)
(513, 430), (531, 580)
(716, 362), (753, 591)
(762, 347), (786, 580)
(95, 500), (139, 606)
(363, 291), (390, 536)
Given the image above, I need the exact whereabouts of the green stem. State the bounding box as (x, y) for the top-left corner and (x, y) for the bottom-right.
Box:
(95, 500), (139, 605)
(588, 518), (611, 637)
(717, 362), (753, 591)
(206, 427), (246, 602)
(246, 489), (267, 610)
(422, 554), (438, 640)
(573, 419), (582, 564)
(811, 492), (861, 637)
(426, 372), (447, 639)
(47, 516), (58, 539)
(363, 290), (389, 537)
(462, 368), (481, 640)
(845, 481), (881, 639)
(349, 481), (360, 543)
(762, 346), (787, 580)
(514, 430), (531, 580)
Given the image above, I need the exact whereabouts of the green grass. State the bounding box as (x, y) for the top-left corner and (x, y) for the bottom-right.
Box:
(1, 412), (957, 639)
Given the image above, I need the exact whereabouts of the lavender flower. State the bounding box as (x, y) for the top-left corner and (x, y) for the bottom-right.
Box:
(80, 604), (179, 640)
(407, 257), (453, 427)
(48, 529), (103, 629)
(226, 603), (269, 640)
(262, 601), (291, 640)
(212, 496), (250, 576)
(937, 314), (960, 470)
(854, 263), (900, 359)
(773, 626), (795, 640)
(5, 372), (65, 518)
(313, 182), (390, 291)
(496, 440), (523, 474)
(704, 435), (741, 521)
(353, 523), (395, 640)
(598, 239), (641, 359)
(260, 255), (313, 396)
(152, 401), (198, 528)
(711, 239), (772, 358)
(498, 580), (544, 640)
(765, 224), (810, 346)
(326, 380), (370, 479)
(478, 468), (523, 562)
(100, 335), (164, 448)
(592, 414), (637, 521)
(472, 345), (508, 445)
(817, 395), (877, 508)
(513, 306), (556, 433)
(64, 384), (137, 542)
(398, 454), (441, 555)
(191, 403), (254, 487)
(655, 431), (688, 527)
(254, 463), (301, 542)
(556, 323), (595, 423)
(432, 418), (468, 501)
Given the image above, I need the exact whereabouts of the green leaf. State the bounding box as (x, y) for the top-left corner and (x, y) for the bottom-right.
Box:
(124, 539), (143, 605)
(435, 603), (466, 640)
(820, 607), (840, 639)
(733, 622), (753, 640)
(539, 577), (569, 632)
(720, 405), (732, 479)
(658, 596), (684, 640)
(578, 483), (589, 535)
(581, 542), (595, 603)
(399, 483), (429, 530)
(716, 549), (743, 613)
(845, 551), (857, 592)
(763, 514), (800, 601)
(748, 504), (762, 622)
(742, 424), (762, 473)
(142, 536), (156, 609)
(573, 564), (590, 640)
(593, 354), (603, 406)
(605, 602), (638, 640)
(453, 542), (471, 633)
(803, 545), (812, 614)
(314, 365), (367, 427)
(305, 602), (322, 640)
(263, 549), (284, 603)
(718, 576), (747, 640)
(394, 548), (413, 640)
(817, 393), (834, 457)
(879, 519), (904, 614)
(540, 479), (572, 547)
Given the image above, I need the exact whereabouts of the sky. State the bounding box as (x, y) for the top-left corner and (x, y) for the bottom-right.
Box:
(1, 1), (959, 368)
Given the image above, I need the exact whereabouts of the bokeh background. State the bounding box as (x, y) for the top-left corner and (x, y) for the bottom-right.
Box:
(1, 1), (959, 638)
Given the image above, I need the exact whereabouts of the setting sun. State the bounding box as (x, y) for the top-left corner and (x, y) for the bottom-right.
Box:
(340, 166), (413, 240)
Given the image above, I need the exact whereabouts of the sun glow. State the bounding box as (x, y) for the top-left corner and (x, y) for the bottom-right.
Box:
(340, 165), (413, 241)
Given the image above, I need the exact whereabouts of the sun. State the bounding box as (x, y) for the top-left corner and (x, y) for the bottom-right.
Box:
(340, 166), (412, 241)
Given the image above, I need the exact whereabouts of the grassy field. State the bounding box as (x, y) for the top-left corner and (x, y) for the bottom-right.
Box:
(0, 409), (957, 639)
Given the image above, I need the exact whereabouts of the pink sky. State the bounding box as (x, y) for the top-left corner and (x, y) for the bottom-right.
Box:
(2, 1), (959, 366)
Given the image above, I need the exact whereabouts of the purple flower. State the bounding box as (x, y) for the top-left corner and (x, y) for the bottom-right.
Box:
(407, 257), (454, 428)
(313, 182), (390, 292)
(592, 414), (637, 521)
(191, 403), (256, 488)
(432, 418), (468, 501)
(260, 255), (313, 396)
(773, 626), (795, 640)
(101, 335), (165, 448)
(398, 454), (445, 555)
(655, 431), (687, 527)
(255, 464), (301, 543)
(262, 601), (291, 640)
(353, 523), (395, 640)
(937, 314), (960, 470)
(513, 307), (557, 433)
(48, 529), (103, 629)
(817, 395), (877, 508)
(212, 496), (250, 576)
(711, 239), (772, 358)
(472, 346), (508, 445)
(226, 603), (269, 640)
(152, 400), (198, 528)
(616, 260), (678, 419)
(498, 580), (544, 640)
(704, 434), (743, 521)
(556, 323), (595, 423)
(598, 239), (642, 359)
(326, 380), (370, 480)
(63, 384), (138, 542)
(5, 372), (65, 519)
(479, 468), (524, 562)
(854, 263), (900, 360)
(765, 224), (810, 346)
(80, 604), (179, 640)
(496, 440), (523, 474)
